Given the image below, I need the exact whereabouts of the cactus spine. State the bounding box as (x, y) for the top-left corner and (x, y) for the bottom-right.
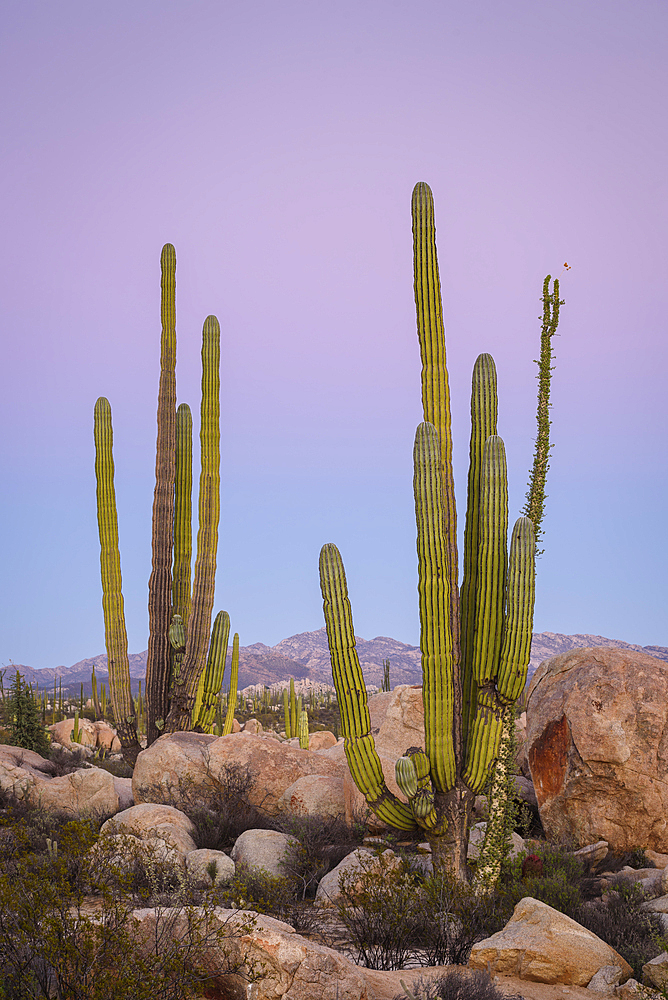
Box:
(192, 610), (231, 732)
(146, 244), (177, 745)
(93, 397), (139, 756)
(222, 633), (239, 736)
(319, 183), (542, 877)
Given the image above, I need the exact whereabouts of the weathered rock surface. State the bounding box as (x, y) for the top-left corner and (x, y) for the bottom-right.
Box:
(642, 951), (668, 990)
(308, 731), (337, 751)
(100, 803), (198, 856)
(186, 849), (235, 886)
(113, 776), (134, 810)
(0, 746), (119, 819)
(526, 647), (668, 852)
(278, 774), (346, 819)
(373, 685), (425, 759)
(468, 897), (633, 985)
(132, 732), (344, 813)
(49, 716), (97, 748)
(230, 829), (296, 878)
(315, 847), (399, 906)
(587, 965), (623, 993)
(131, 906), (371, 999)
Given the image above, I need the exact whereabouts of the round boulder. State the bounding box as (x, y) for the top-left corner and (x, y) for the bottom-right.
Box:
(230, 829), (296, 878)
(100, 802), (198, 856)
(527, 647), (668, 852)
(277, 774), (345, 819)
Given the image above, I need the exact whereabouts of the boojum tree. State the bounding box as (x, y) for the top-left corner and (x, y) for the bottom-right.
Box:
(319, 182), (561, 876)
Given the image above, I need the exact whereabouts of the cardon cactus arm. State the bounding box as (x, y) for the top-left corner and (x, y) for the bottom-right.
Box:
(460, 354), (498, 746)
(173, 402), (193, 624)
(463, 434), (509, 793)
(192, 610), (231, 732)
(319, 543), (416, 830)
(496, 517), (536, 702)
(222, 632), (239, 736)
(413, 422), (455, 795)
(93, 397), (139, 755)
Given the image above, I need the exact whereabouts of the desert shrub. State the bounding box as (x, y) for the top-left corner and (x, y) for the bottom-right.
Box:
(218, 861), (294, 914)
(575, 882), (667, 980)
(4, 671), (51, 755)
(335, 853), (424, 969)
(395, 968), (524, 1000)
(417, 870), (508, 966)
(278, 814), (365, 899)
(0, 811), (253, 1000)
(501, 841), (584, 917)
(89, 755), (134, 778)
(166, 762), (279, 854)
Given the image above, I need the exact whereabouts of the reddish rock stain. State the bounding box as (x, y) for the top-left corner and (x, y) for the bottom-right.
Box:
(529, 714), (570, 806)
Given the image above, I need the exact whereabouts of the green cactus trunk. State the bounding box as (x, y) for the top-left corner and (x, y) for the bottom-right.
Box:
(93, 397), (139, 757)
(165, 316), (221, 732)
(222, 633), (239, 736)
(192, 610), (231, 732)
(283, 687), (291, 738)
(299, 709), (309, 749)
(289, 678), (297, 738)
(173, 402), (193, 624)
(319, 183), (542, 880)
(146, 243), (177, 745)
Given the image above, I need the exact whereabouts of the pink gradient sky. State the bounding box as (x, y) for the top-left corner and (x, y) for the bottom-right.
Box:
(1, 0), (666, 668)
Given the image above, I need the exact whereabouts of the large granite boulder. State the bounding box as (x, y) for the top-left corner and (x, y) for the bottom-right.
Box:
(469, 897), (632, 985)
(0, 745), (119, 820)
(230, 829), (297, 878)
(132, 732), (344, 815)
(277, 774), (346, 819)
(526, 647), (668, 852)
(100, 803), (198, 856)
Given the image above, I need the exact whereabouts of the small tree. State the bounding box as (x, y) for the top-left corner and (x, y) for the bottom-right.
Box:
(7, 671), (51, 755)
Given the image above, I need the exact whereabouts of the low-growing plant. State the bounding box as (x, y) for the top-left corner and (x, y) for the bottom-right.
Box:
(575, 882), (667, 980)
(278, 814), (366, 899)
(500, 841), (585, 917)
(396, 968), (524, 1000)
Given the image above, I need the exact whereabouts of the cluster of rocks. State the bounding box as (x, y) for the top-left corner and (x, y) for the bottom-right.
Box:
(3, 645), (668, 996)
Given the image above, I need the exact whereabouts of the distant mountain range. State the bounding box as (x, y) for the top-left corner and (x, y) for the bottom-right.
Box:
(4, 629), (667, 695)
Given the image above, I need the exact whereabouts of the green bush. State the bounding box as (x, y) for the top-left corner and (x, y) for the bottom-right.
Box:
(5, 671), (51, 755)
(575, 882), (667, 980)
(501, 841), (585, 917)
(0, 809), (253, 999)
(279, 814), (366, 899)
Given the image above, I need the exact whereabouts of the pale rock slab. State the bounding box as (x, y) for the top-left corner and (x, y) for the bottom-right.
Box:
(526, 647), (668, 852)
(0, 746), (119, 820)
(315, 847), (399, 907)
(468, 897), (633, 986)
(100, 802), (198, 856)
(186, 848), (235, 886)
(131, 906), (370, 1000)
(308, 731), (337, 751)
(132, 731), (344, 814)
(277, 774), (346, 819)
(49, 716), (97, 748)
(230, 829), (297, 878)
(467, 822), (525, 861)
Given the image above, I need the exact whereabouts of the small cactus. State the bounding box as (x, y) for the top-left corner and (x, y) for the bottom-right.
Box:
(298, 709), (309, 749)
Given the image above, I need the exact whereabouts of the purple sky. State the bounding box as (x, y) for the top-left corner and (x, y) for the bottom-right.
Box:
(1, 1), (666, 668)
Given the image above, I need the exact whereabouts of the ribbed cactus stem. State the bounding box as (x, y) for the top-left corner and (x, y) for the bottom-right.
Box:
(496, 517), (536, 702)
(165, 315), (221, 732)
(93, 397), (139, 755)
(298, 709), (309, 749)
(412, 182), (460, 660)
(146, 243), (177, 745)
(289, 678), (297, 738)
(173, 402), (193, 624)
(283, 687), (291, 738)
(192, 610), (231, 733)
(319, 543), (416, 830)
(222, 633), (239, 736)
(413, 422), (455, 793)
(470, 435), (508, 687)
(460, 354), (498, 744)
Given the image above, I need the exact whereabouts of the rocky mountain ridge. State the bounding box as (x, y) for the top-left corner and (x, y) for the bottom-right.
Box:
(5, 629), (667, 693)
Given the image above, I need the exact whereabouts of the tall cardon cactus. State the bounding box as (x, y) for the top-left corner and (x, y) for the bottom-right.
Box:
(93, 397), (140, 757)
(319, 183), (558, 877)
